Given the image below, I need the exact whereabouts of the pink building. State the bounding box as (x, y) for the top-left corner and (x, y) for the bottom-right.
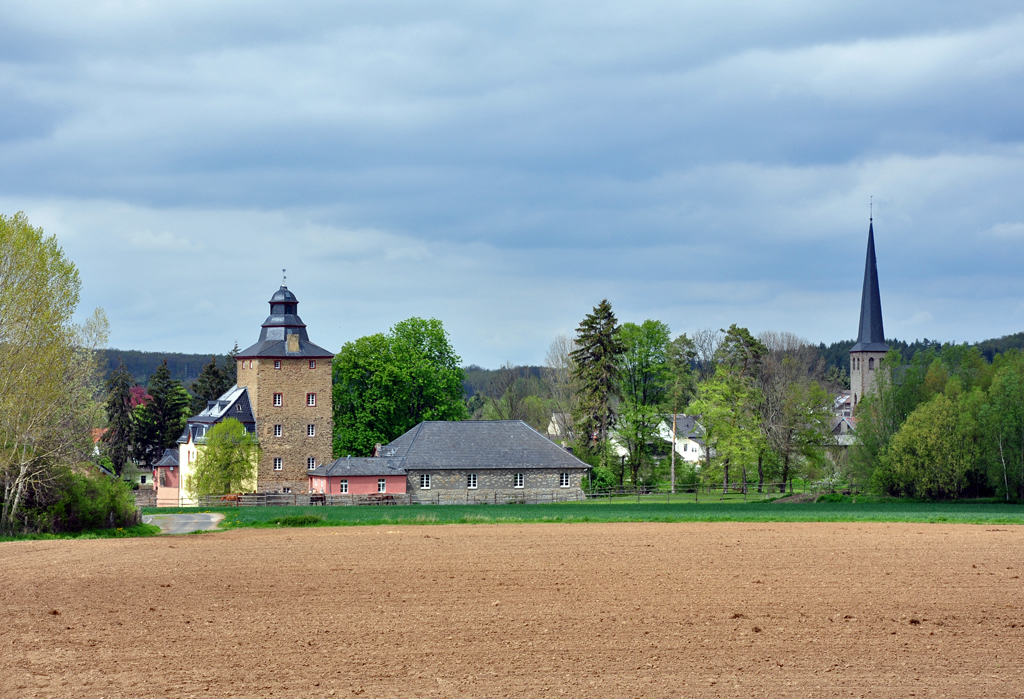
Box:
(307, 457), (407, 495)
(153, 448), (181, 507)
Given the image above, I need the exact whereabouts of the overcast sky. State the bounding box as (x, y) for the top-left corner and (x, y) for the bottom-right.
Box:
(2, 2), (1023, 367)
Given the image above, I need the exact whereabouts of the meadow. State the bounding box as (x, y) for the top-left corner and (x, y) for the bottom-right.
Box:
(143, 496), (1024, 529)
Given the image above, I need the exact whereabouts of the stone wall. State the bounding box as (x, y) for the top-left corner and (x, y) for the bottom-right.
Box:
(405, 469), (587, 505)
(133, 488), (156, 508)
(238, 356), (333, 493)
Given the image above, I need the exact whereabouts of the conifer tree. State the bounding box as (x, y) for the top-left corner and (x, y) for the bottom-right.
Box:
(136, 360), (191, 466)
(103, 359), (137, 476)
(570, 300), (624, 467)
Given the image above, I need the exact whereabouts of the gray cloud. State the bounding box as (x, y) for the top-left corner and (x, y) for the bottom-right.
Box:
(1, 2), (1022, 366)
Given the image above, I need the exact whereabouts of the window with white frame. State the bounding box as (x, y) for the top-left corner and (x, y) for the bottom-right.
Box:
(283, 487), (291, 493)
(307, 424), (315, 437)
(559, 472), (570, 487)
(307, 393), (316, 406)
(339, 479), (348, 493)
(467, 473), (477, 489)
(273, 393), (282, 406)
(274, 424), (282, 437)
(273, 458), (283, 471)
(307, 457), (316, 470)
(274, 360), (281, 370)
(419, 473), (431, 489)
(513, 473), (524, 488)
(378, 478), (387, 493)
(309, 360), (316, 369)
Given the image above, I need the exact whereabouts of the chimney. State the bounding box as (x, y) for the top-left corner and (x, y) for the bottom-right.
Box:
(373, 443), (383, 457)
(287, 333), (300, 352)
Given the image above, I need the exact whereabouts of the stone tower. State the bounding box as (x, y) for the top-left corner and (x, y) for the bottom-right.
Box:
(236, 286), (334, 493)
(850, 220), (888, 409)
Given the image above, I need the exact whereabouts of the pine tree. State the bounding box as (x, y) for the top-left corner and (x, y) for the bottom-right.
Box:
(137, 360), (191, 466)
(102, 359), (137, 476)
(570, 300), (625, 464)
(191, 357), (228, 414)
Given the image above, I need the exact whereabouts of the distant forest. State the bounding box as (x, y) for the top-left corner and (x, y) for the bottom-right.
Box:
(100, 349), (229, 387)
(104, 330), (1024, 391)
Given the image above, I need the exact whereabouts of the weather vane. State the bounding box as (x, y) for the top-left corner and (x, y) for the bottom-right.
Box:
(282, 268), (287, 286)
(870, 196), (873, 222)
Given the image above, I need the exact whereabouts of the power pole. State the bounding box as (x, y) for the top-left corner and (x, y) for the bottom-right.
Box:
(670, 413), (677, 495)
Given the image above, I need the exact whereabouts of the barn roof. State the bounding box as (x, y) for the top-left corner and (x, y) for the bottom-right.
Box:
(381, 420), (590, 471)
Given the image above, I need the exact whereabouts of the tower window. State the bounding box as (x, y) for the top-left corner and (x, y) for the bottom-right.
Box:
(309, 360), (316, 369)
(307, 424), (315, 437)
(307, 393), (316, 406)
(273, 458), (283, 471)
(868, 358), (875, 370)
(274, 424), (282, 437)
(307, 457), (316, 470)
(273, 393), (282, 406)
(274, 360), (281, 370)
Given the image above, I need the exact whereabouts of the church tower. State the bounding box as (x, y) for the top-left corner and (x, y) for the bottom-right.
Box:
(850, 219), (888, 409)
(236, 286), (334, 493)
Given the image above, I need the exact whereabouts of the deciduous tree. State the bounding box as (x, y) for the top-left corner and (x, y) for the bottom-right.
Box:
(333, 318), (467, 456)
(184, 418), (260, 498)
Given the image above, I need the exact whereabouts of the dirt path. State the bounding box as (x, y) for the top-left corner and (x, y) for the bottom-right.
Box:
(2, 522), (1023, 698)
(143, 512), (224, 534)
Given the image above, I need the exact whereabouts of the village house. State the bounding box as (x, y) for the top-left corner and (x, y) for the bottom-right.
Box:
(307, 457), (408, 498)
(324, 420), (591, 504)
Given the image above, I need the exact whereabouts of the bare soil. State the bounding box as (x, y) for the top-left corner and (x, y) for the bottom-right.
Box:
(2, 522), (1023, 698)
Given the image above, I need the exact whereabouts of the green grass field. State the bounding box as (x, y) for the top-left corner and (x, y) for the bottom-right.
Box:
(143, 497), (1024, 530)
(0, 523), (161, 543)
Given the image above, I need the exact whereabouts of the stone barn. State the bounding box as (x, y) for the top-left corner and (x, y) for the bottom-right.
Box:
(377, 420), (590, 504)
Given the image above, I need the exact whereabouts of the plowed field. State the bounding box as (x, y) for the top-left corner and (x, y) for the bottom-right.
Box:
(2, 522), (1023, 698)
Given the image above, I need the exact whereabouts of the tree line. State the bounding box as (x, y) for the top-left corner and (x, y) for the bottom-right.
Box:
(852, 345), (1024, 500)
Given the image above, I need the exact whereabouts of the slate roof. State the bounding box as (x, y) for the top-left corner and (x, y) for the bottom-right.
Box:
(155, 448), (179, 467)
(851, 220), (888, 353)
(178, 385), (256, 444)
(381, 421), (591, 471)
(663, 414), (705, 444)
(238, 285), (334, 359)
(309, 457), (406, 478)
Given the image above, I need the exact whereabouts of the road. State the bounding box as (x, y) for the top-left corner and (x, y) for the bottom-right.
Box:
(143, 512), (224, 535)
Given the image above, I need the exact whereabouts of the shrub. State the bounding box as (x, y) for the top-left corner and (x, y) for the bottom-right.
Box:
(43, 470), (140, 533)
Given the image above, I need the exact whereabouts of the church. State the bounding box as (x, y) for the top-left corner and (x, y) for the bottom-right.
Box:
(850, 217), (888, 409)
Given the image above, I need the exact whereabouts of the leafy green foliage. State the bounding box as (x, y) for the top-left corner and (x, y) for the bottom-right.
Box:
(42, 469), (140, 533)
(617, 320), (672, 485)
(333, 318), (468, 457)
(184, 418), (260, 498)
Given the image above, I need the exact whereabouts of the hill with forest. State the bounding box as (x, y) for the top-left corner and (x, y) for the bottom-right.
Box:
(100, 349), (229, 387)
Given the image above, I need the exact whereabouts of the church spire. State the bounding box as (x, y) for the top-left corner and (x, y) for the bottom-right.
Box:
(851, 219), (887, 352)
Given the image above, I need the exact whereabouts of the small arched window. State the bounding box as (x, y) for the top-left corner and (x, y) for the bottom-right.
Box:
(868, 358), (875, 370)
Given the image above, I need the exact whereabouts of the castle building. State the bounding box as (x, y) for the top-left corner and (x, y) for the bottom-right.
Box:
(236, 286), (334, 493)
(850, 219), (888, 408)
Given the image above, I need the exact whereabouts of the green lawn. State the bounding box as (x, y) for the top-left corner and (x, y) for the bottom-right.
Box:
(143, 498), (1024, 529)
(0, 523), (162, 543)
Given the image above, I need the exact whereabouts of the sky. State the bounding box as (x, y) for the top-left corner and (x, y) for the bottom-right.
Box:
(2, 1), (1023, 368)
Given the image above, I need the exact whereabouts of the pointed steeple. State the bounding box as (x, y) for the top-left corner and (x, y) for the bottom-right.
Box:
(851, 219), (887, 352)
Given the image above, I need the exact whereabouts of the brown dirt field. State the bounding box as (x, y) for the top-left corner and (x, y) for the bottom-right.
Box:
(2, 523), (1023, 699)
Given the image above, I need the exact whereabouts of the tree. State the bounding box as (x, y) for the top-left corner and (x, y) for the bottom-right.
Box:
(757, 332), (833, 492)
(877, 382), (984, 499)
(688, 365), (762, 493)
(135, 360), (192, 467)
(664, 334), (697, 492)
(544, 334), (580, 444)
(184, 418), (260, 498)
(0, 212), (108, 534)
(333, 317), (468, 457)
(103, 359), (137, 476)
(570, 300), (624, 469)
(983, 351), (1024, 500)
(617, 320), (672, 486)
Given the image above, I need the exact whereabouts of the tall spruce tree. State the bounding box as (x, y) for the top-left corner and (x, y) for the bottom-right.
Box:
(102, 359), (137, 476)
(570, 300), (625, 467)
(137, 360), (191, 466)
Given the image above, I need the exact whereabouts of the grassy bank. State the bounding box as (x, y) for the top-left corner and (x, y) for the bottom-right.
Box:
(0, 523), (162, 542)
(143, 498), (1024, 529)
